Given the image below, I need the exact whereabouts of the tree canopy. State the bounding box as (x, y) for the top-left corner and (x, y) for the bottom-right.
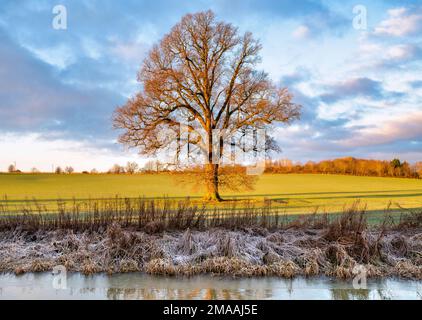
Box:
(114, 11), (301, 200)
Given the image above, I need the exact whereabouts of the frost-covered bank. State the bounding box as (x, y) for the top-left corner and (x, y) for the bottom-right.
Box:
(0, 223), (420, 279)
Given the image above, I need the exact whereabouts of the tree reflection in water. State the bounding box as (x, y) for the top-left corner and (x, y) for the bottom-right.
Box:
(330, 289), (370, 300)
(104, 287), (273, 300)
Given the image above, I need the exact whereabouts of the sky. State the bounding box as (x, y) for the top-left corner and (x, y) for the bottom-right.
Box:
(0, 0), (422, 172)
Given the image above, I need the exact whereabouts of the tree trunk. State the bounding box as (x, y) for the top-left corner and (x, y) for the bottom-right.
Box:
(204, 163), (222, 201)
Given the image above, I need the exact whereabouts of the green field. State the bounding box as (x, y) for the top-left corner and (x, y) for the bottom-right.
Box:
(1, 173), (422, 216)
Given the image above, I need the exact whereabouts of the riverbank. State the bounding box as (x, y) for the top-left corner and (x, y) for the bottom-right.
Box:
(1, 216), (421, 279)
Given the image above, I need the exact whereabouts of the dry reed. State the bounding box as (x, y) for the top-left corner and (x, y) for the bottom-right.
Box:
(0, 198), (420, 279)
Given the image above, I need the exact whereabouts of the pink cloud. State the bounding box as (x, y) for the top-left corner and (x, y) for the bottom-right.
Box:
(374, 7), (422, 37)
(340, 112), (422, 147)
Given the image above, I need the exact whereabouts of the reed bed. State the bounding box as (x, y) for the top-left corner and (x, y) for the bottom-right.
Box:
(0, 197), (302, 232)
(0, 198), (421, 279)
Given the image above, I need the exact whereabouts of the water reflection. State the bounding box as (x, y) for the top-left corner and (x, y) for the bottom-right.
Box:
(330, 289), (370, 300)
(0, 273), (420, 300)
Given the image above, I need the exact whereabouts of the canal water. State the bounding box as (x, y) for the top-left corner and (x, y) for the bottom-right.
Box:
(0, 273), (420, 300)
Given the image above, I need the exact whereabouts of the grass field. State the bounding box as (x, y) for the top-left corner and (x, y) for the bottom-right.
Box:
(1, 173), (421, 217)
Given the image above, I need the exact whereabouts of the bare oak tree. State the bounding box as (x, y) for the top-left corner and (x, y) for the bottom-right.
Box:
(113, 11), (301, 200)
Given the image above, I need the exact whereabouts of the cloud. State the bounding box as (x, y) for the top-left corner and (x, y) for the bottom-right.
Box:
(214, 0), (348, 36)
(274, 105), (422, 163)
(320, 78), (387, 103)
(340, 112), (422, 148)
(0, 132), (143, 172)
(378, 44), (422, 69)
(386, 44), (421, 60)
(293, 25), (311, 39)
(25, 44), (77, 70)
(0, 29), (125, 139)
(111, 41), (147, 63)
(374, 7), (422, 37)
(409, 80), (422, 88)
(0, 1), (421, 166)
(280, 67), (311, 87)
(216, 0), (334, 17)
(356, 39), (422, 71)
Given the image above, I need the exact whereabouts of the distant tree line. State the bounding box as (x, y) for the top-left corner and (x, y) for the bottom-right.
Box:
(107, 161), (168, 174)
(3, 162), (146, 174)
(3, 157), (422, 179)
(264, 157), (422, 178)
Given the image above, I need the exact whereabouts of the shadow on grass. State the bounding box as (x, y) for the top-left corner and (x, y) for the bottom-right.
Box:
(2, 189), (422, 203)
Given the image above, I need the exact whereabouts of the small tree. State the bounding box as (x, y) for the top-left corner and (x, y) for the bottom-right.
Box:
(143, 160), (156, 172)
(65, 166), (74, 174)
(8, 164), (16, 173)
(143, 160), (162, 173)
(55, 166), (63, 174)
(390, 158), (402, 169)
(31, 167), (39, 173)
(415, 162), (422, 178)
(91, 168), (98, 174)
(126, 162), (139, 174)
(109, 164), (125, 174)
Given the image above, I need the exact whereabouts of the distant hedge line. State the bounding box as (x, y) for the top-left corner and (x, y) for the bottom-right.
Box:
(264, 157), (422, 178)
